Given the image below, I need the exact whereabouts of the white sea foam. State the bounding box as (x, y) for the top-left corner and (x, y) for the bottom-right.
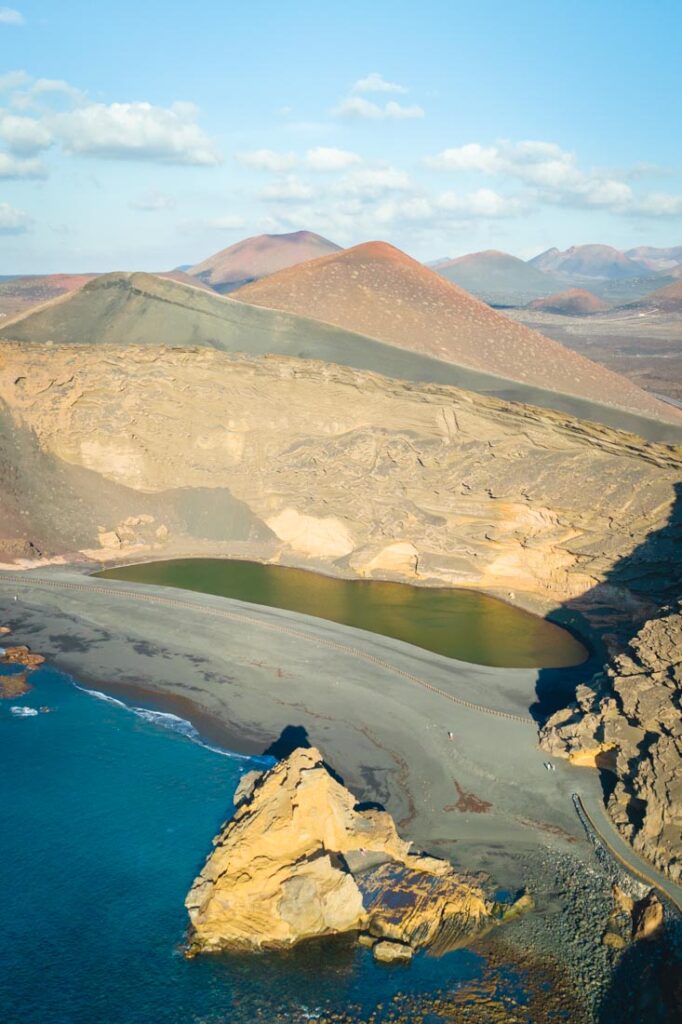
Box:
(78, 687), (128, 710)
(75, 684), (272, 766)
(10, 706), (38, 717)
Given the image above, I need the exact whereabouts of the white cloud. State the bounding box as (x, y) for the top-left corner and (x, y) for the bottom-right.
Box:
(0, 69), (29, 90)
(260, 175), (315, 201)
(0, 201), (31, 233)
(351, 72), (408, 95)
(236, 148), (297, 171)
(424, 138), (682, 217)
(0, 112), (52, 155)
(628, 192), (682, 217)
(0, 7), (23, 25)
(31, 78), (86, 103)
(338, 166), (412, 198)
(237, 147), (362, 173)
(373, 196), (434, 224)
(52, 101), (221, 165)
(305, 146), (360, 171)
(437, 188), (525, 218)
(425, 143), (502, 174)
(0, 152), (46, 177)
(130, 189), (176, 211)
(332, 97), (424, 120)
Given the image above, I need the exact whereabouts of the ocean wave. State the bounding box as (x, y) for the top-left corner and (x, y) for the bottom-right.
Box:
(10, 706), (39, 717)
(75, 684), (273, 767)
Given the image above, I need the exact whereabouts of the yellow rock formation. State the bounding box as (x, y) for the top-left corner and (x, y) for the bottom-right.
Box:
(185, 747), (493, 954)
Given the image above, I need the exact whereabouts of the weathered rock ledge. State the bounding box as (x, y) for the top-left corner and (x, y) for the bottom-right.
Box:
(541, 601), (682, 881)
(185, 747), (521, 958)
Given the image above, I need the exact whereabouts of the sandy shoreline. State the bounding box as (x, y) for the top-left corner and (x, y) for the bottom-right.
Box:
(6, 564), (682, 1022)
(1, 565), (608, 885)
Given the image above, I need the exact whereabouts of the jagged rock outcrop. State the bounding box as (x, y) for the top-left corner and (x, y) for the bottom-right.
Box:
(185, 746), (495, 954)
(0, 628), (44, 699)
(0, 644), (45, 670)
(541, 602), (682, 881)
(0, 670), (31, 699)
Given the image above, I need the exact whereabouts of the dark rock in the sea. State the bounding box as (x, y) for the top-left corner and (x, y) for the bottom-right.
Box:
(0, 629), (44, 698)
(0, 643), (45, 670)
(0, 670), (31, 700)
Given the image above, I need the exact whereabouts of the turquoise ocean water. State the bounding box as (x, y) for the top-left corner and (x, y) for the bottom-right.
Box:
(0, 666), (503, 1024)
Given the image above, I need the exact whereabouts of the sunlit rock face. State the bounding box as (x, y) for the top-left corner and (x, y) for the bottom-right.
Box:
(541, 601), (682, 882)
(185, 746), (493, 954)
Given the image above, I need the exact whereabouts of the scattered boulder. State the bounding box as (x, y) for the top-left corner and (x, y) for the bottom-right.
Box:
(373, 940), (414, 963)
(185, 746), (501, 956)
(632, 892), (664, 942)
(1, 640), (45, 671)
(601, 885), (635, 950)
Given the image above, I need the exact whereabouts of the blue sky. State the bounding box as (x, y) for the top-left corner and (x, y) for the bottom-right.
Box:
(1, 0), (681, 272)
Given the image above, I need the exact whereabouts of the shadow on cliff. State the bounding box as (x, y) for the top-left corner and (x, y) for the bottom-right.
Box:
(531, 480), (682, 724)
(595, 929), (682, 1024)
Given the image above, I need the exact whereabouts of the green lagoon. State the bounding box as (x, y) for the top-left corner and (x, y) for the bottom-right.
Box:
(96, 558), (588, 669)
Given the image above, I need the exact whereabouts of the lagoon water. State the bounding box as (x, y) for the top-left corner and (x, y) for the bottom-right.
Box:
(0, 666), (524, 1024)
(97, 558), (588, 669)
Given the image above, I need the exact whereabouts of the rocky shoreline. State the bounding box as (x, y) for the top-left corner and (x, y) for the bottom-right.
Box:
(541, 601), (682, 883)
(0, 624), (44, 698)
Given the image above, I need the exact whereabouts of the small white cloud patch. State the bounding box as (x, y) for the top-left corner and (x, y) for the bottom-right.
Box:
(333, 97), (424, 120)
(351, 72), (408, 95)
(0, 151), (46, 178)
(0, 7), (24, 26)
(52, 101), (221, 165)
(0, 200), (31, 233)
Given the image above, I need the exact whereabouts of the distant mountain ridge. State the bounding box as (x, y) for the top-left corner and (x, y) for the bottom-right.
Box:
(528, 244), (652, 280)
(433, 250), (562, 304)
(188, 230), (341, 293)
(625, 245), (682, 272)
(628, 278), (682, 312)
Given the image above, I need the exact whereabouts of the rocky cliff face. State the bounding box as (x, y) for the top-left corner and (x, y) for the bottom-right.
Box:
(1, 342), (681, 639)
(185, 747), (495, 956)
(541, 602), (682, 881)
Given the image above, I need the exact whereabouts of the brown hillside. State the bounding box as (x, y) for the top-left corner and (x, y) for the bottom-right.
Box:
(634, 279), (682, 311)
(188, 230), (341, 293)
(0, 273), (96, 320)
(234, 241), (682, 424)
(528, 288), (609, 316)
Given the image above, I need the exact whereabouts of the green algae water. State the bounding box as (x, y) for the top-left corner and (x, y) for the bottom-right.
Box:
(0, 666), (537, 1024)
(95, 558), (587, 668)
